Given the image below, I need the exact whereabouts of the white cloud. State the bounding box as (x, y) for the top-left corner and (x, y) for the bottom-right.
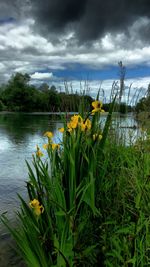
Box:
(101, 34), (115, 50)
(126, 76), (150, 89)
(31, 72), (54, 80)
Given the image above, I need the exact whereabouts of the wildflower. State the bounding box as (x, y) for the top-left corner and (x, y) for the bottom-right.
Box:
(70, 120), (78, 129)
(43, 143), (49, 150)
(52, 143), (60, 150)
(80, 119), (91, 131)
(29, 199), (40, 208)
(29, 199), (44, 216)
(36, 145), (43, 157)
(93, 134), (103, 141)
(67, 115), (83, 131)
(71, 115), (82, 122)
(70, 115), (81, 129)
(67, 123), (73, 133)
(36, 150), (43, 157)
(44, 131), (53, 138)
(91, 100), (104, 114)
(58, 127), (64, 133)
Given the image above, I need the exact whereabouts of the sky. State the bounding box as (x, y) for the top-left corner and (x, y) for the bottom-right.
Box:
(1, 0), (150, 100)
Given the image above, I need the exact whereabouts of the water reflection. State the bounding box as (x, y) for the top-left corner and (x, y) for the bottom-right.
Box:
(0, 113), (63, 231)
(0, 113), (59, 144)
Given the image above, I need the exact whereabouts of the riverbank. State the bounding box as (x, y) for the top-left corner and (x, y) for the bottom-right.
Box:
(136, 111), (150, 130)
(136, 111), (150, 120)
(0, 110), (108, 116)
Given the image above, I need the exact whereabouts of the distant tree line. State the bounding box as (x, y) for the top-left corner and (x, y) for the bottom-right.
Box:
(103, 102), (132, 113)
(0, 73), (93, 112)
(1, 72), (145, 114)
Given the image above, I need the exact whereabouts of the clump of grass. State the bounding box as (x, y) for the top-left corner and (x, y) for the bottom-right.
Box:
(2, 96), (150, 266)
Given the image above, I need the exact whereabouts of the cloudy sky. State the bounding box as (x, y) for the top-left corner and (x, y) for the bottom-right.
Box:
(1, 0), (150, 99)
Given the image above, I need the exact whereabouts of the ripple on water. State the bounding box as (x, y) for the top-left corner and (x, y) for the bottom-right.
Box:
(0, 237), (26, 267)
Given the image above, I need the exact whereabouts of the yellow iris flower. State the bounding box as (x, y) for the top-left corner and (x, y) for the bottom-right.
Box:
(80, 119), (91, 131)
(43, 144), (49, 150)
(91, 101), (104, 114)
(52, 143), (60, 150)
(67, 115), (83, 131)
(71, 115), (82, 128)
(36, 145), (43, 157)
(43, 131), (53, 138)
(58, 127), (64, 133)
(36, 150), (43, 157)
(29, 199), (44, 216)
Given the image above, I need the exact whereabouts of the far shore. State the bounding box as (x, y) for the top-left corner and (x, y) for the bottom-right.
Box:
(0, 111), (109, 116)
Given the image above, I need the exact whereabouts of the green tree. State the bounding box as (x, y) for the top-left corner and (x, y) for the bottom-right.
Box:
(1, 73), (38, 111)
(39, 83), (49, 93)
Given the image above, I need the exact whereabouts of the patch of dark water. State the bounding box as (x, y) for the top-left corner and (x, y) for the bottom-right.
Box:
(0, 234), (26, 267)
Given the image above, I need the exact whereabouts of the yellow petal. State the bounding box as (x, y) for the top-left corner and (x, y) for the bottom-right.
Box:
(52, 143), (60, 150)
(58, 127), (64, 133)
(92, 100), (102, 109)
(34, 205), (44, 216)
(43, 131), (53, 138)
(43, 144), (49, 150)
(36, 150), (44, 157)
(29, 199), (40, 208)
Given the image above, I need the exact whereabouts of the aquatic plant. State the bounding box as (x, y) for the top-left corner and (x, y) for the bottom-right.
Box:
(2, 96), (150, 266)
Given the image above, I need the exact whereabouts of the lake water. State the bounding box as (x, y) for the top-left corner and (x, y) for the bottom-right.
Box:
(0, 112), (143, 266)
(0, 113), (64, 267)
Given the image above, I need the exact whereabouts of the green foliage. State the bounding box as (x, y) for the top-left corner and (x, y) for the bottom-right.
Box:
(94, 142), (150, 266)
(135, 83), (150, 113)
(135, 97), (149, 113)
(0, 99), (5, 111)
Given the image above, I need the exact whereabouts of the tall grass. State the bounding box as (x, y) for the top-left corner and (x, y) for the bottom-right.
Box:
(2, 97), (150, 266)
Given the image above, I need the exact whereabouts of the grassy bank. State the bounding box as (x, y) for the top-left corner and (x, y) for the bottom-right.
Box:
(136, 112), (150, 130)
(2, 100), (150, 266)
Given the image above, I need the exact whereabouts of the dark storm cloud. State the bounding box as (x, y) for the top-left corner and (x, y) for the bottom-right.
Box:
(30, 0), (150, 43)
(0, 0), (18, 18)
(31, 0), (86, 30)
(0, 0), (30, 20)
